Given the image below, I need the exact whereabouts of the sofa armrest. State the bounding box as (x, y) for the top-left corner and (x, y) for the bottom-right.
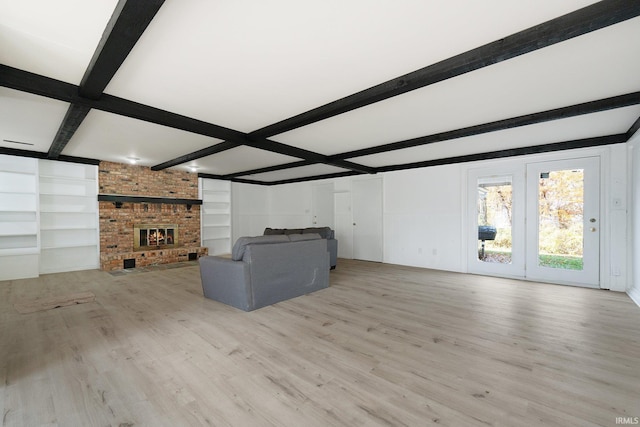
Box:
(327, 238), (338, 268)
(199, 256), (252, 310)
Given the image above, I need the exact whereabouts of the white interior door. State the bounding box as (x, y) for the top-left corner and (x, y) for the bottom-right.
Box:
(525, 157), (600, 287)
(312, 183), (334, 228)
(352, 178), (383, 262)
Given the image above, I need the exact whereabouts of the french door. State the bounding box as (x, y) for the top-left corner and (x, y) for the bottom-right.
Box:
(525, 158), (600, 287)
(468, 156), (600, 287)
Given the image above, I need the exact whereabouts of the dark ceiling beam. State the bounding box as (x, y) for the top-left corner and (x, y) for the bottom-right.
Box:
(79, 0), (165, 99)
(45, 0), (165, 159)
(151, 141), (241, 170)
(47, 104), (91, 158)
(198, 173), (269, 186)
(230, 178), (271, 186)
(222, 160), (314, 179)
(150, 0), (640, 175)
(0, 146), (100, 165)
(627, 116), (640, 140)
(237, 137), (376, 174)
(263, 170), (366, 186)
(249, 0), (640, 139)
(0, 66), (271, 144)
(244, 134), (628, 186)
(378, 134), (628, 173)
(1, 66), (375, 173)
(332, 91), (640, 160)
(0, 64), (77, 102)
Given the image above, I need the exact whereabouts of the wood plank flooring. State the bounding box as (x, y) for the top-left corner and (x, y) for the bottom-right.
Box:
(1, 259), (639, 426)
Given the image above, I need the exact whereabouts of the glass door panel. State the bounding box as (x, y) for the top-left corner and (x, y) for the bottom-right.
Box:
(477, 176), (512, 264)
(537, 169), (585, 271)
(468, 168), (524, 278)
(526, 157), (600, 287)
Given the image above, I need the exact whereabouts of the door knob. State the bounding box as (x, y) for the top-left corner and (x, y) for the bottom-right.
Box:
(590, 227), (597, 232)
(589, 218), (596, 223)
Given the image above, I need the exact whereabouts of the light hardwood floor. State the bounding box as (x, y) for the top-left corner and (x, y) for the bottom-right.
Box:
(1, 259), (639, 426)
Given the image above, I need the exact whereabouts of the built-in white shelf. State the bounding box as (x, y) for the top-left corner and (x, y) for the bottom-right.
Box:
(200, 178), (232, 256)
(0, 155), (39, 280)
(38, 160), (99, 274)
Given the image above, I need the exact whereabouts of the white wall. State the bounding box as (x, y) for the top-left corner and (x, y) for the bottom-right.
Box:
(267, 183), (313, 228)
(230, 145), (630, 291)
(231, 182), (270, 242)
(628, 133), (640, 305)
(382, 164), (464, 272)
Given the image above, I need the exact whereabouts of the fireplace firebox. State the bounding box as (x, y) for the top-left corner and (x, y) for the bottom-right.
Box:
(134, 224), (178, 250)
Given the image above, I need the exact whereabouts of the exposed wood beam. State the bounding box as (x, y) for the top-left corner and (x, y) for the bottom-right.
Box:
(0, 67), (271, 144)
(222, 160), (314, 179)
(263, 170), (365, 186)
(198, 173), (269, 186)
(80, 0), (165, 99)
(377, 135), (628, 173)
(1, 64), (77, 102)
(2, 66), (376, 173)
(44, 0), (165, 159)
(332, 92), (640, 160)
(257, 134), (626, 185)
(627, 116), (640, 140)
(0, 146), (100, 165)
(237, 138), (375, 174)
(249, 0), (640, 139)
(151, 141), (241, 170)
(47, 104), (91, 158)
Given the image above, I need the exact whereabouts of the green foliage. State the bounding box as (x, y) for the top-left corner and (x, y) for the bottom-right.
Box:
(478, 168), (585, 260)
(538, 254), (583, 270)
(538, 222), (583, 256)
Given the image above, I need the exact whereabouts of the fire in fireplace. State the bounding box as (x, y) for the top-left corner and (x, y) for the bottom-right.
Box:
(134, 224), (178, 250)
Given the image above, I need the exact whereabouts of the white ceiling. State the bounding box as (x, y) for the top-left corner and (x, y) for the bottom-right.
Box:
(0, 88), (69, 152)
(186, 147), (299, 176)
(1, 0), (639, 184)
(273, 17), (640, 155)
(351, 106), (640, 168)
(63, 109), (223, 166)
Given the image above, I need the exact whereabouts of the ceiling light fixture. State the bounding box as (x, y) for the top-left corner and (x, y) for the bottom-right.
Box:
(126, 156), (140, 164)
(189, 166), (199, 172)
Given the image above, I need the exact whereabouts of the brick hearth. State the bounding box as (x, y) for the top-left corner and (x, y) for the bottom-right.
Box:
(98, 161), (207, 271)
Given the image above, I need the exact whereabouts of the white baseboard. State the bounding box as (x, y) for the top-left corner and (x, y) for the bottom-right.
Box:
(628, 286), (640, 308)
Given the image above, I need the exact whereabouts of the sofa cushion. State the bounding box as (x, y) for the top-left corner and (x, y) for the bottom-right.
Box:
(263, 228), (285, 235)
(284, 228), (304, 235)
(302, 227), (332, 239)
(288, 233), (321, 242)
(231, 235), (289, 261)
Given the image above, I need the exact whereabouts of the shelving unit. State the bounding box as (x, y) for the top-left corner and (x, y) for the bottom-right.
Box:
(0, 155), (40, 280)
(200, 178), (231, 255)
(38, 160), (99, 274)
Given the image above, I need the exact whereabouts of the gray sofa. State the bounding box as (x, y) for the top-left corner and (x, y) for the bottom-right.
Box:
(264, 227), (337, 269)
(199, 233), (329, 311)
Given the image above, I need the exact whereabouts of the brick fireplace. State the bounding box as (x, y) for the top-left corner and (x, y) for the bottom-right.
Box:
(98, 161), (207, 271)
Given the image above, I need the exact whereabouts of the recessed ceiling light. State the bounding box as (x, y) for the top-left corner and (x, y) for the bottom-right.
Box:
(126, 156), (140, 164)
(189, 166), (199, 172)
